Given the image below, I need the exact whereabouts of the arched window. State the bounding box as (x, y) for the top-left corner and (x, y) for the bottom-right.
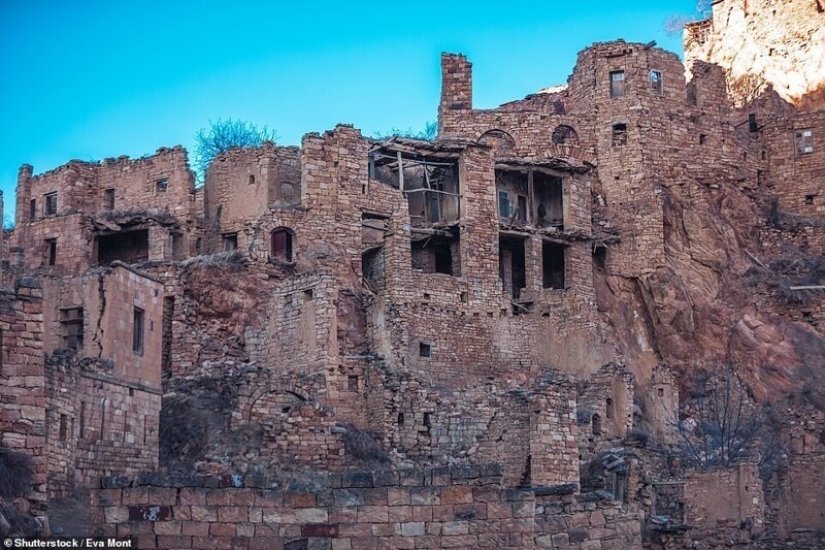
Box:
(551, 125), (579, 156)
(271, 227), (294, 262)
(606, 398), (614, 419)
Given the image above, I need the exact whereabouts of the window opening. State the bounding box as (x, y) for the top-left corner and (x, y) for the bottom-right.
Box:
(59, 414), (68, 442)
(79, 402), (86, 439)
(498, 190), (510, 219)
(248, 174), (256, 185)
(499, 237), (527, 300)
(411, 234), (460, 276)
(347, 375), (359, 391)
(133, 307), (144, 355)
(796, 129), (814, 154)
(650, 70), (663, 94)
(44, 192), (57, 215)
(610, 71), (625, 98)
(534, 173), (564, 229)
(222, 233), (238, 252)
(45, 239), (57, 266)
(96, 229), (149, 265)
(805, 194), (815, 205)
(542, 241), (566, 290)
(103, 188), (115, 211)
(60, 307), (84, 350)
(30, 199), (36, 221)
(419, 342), (432, 357)
(155, 179), (169, 194)
(592, 413), (602, 436)
(606, 398), (614, 419)
(495, 170), (530, 226)
(699, 134), (707, 145)
(271, 228), (294, 262)
(612, 124), (628, 146)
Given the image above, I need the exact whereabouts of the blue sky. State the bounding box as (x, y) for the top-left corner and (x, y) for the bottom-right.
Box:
(0, 0), (700, 220)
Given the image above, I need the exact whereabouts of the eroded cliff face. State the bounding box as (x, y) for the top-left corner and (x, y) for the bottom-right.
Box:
(685, 0), (825, 109)
(596, 175), (824, 403)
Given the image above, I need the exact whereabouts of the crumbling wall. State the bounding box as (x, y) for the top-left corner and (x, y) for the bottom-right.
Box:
(89, 465), (642, 550)
(683, 461), (765, 542)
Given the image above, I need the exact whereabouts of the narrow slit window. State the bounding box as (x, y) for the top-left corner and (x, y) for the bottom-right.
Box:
(30, 199), (36, 221)
(612, 124), (627, 146)
(610, 71), (625, 98)
(45, 239), (57, 266)
(133, 307), (144, 355)
(103, 188), (115, 210)
(650, 70), (663, 94)
(60, 307), (84, 350)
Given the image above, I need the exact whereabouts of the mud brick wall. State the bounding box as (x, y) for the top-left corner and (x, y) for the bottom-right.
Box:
(44, 355), (161, 498)
(0, 280), (47, 504)
(683, 461), (764, 538)
(90, 465), (642, 550)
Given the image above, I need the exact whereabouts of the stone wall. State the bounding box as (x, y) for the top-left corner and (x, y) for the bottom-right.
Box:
(0, 280), (46, 505)
(44, 355), (161, 498)
(11, 148), (196, 274)
(90, 465), (642, 550)
(683, 461), (765, 539)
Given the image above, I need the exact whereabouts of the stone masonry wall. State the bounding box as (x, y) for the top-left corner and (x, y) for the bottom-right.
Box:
(683, 461), (765, 539)
(44, 355), (161, 498)
(90, 465), (642, 550)
(0, 280), (47, 505)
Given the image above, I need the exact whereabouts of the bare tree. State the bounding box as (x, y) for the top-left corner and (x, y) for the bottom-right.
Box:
(194, 119), (278, 182)
(671, 368), (764, 469)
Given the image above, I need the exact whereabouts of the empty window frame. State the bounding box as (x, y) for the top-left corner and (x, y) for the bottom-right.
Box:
(650, 70), (663, 94)
(271, 228), (294, 262)
(612, 124), (628, 146)
(419, 342), (432, 358)
(542, 241), (566, 290)
(498, 190), (510, 219)
(96, 229), (149, 265)
(133, 307), (144, 355)
(29, 199), (36, 221)
(44, 192), (58, 215)
(411, 235), (460, 276)
(610, 71), (626, 98)
(796, 129), (814, 154)
(45, 239), (57, 266)
(103, 188), (115, 210)
(154, 179), (169, 194)
(60, 307), (84, 350)
(222, 233), (238, 252)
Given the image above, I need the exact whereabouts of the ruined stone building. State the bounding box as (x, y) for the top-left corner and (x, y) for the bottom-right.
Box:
(1, 0), (824, 548)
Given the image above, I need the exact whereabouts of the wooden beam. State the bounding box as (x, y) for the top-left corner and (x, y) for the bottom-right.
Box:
(397, 151), (404, 192)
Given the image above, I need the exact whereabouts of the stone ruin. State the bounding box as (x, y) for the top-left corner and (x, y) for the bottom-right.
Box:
(1, 1), (824, 548)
